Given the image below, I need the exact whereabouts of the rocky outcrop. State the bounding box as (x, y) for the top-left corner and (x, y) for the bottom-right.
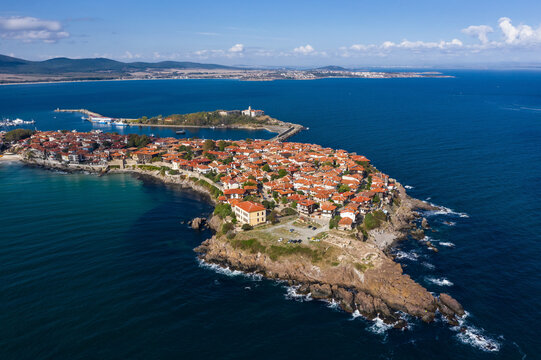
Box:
(195, 234), (441, 325)
(309, 284), (332, 299)
(437, 293), (464, 326)
(410, 228), (425, 240)
(190, 217), (206, 230)
(421, 217), (430, 229)
(207, 215), (222, 232)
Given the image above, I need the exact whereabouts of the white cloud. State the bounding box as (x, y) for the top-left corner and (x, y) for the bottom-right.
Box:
(345, 17), (541, 59)
(462, 25), (493, 44)
(0, 16), (69, 43)
(293, 44), (315, 55)
(498, 17), (541, 45)
(120, 51), (141, 60)
(228, 43), (244, 53)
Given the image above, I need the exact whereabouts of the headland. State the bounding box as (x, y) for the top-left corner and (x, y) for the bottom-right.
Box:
(1, 128), (465, 328)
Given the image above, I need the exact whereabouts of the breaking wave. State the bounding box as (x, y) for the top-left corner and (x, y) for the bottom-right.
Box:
(422, 202), (469, 218)
(453, 313), (501, 352)
(394, 250), (419, 262)
(421, 262), (435, 270)
(367, 316), (393, 335)
(284, 285), (312, 302)
(439, 242), (456, 247)
(426, 277), (454, 286)
(325, 298), (340, 310)
(198, 259), (263, 281)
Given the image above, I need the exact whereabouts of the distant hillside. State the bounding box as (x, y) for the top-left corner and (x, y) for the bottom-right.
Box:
(313, 65), (350, 71)
(0, 54), (239, 74)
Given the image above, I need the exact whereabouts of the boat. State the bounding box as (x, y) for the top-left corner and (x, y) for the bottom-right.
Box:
(113, 121), (128, 127)
(90, 116), (112, 124)
(176, 129), (186, 134)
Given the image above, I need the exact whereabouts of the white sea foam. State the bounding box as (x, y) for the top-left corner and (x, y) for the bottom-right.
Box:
(421, 262), (435, 270)
(198, 259), (263, 281)
(404, 185), (414, 189)
(426, 276), (454, 286)
(325, 298), (340, 310)
(394, 250), (419, 262)
(454, 323), (501, 352)
(284, 285), (312, 302)
(350, 310), (363, 320)
(367, 316), (393, 335)
(422, 202), (469, 218)
(439, 242), (455, 248)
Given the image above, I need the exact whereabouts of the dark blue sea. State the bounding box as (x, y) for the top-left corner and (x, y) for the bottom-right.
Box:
(1, 73), (540, 359)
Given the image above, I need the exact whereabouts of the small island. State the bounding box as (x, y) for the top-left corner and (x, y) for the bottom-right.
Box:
(0, 127), (465, 328)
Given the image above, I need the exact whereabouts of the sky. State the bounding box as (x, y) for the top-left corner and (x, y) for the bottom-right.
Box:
(1, 0), (541, 67)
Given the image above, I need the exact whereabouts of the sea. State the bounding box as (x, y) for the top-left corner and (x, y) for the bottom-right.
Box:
(1, 72), (540, 359)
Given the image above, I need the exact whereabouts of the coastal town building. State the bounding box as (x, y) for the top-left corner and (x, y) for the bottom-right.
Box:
(241, 106), (264, 117)
(233, 201), (267, 226)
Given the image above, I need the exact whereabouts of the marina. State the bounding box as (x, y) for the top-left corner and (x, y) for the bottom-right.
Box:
(0, 118), (35, 127)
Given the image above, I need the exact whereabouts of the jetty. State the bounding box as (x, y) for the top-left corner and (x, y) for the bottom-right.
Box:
(270, 123), (305, 142)
(55, 108), (105, 118)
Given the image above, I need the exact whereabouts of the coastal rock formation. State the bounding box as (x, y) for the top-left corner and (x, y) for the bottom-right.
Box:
(438, 293), (465, 316)
(207, 215), (222, 232)
(190, 217), (206, 230)
(410, 228), (425, 240)
(421, 217), (430, 229)
(195, 233), (438, 324)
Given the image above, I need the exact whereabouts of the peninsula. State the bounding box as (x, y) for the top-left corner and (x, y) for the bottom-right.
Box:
(1, 128), (465, 328)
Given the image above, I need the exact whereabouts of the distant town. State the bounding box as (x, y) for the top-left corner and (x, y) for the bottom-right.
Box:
(0, 54), (451, 84)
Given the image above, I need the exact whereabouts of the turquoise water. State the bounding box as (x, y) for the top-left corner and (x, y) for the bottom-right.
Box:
(1, 74), (541, 359)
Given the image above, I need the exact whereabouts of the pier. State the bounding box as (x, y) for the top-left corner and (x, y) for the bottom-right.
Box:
(270, 123), (305, 142)
(55, 108), (105, 118)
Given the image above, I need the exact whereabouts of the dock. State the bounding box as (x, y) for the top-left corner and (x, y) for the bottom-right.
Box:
(55, 108), (105, 118)
(270, 124), (305, 142)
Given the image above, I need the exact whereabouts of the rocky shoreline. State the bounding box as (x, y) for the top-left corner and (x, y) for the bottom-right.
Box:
(10, 156), (464, 327)
(196, 183), (465, 327)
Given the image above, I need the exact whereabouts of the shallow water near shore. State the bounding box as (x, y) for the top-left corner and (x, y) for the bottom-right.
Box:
(2, 72), (541, 359)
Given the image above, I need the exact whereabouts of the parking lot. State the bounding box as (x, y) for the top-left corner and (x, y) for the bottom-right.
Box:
(262, 218), (329, 244)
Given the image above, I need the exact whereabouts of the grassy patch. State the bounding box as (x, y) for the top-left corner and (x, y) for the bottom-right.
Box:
(230, 238), (266, 254)
(267, 245), (322, 262)
(354, 262), (374, 272)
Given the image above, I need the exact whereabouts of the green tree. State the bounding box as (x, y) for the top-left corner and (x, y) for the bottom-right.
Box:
(268, 210), (279, 224)
(222, 222), (234, 234)
(4, 129), (34, 142)
(203, 139), (216, 151)
(262, 164), (271, 172)
(262, 200), (275, 210)
(242, 223), (253, 231)
(214, 203), (233, 219)
(329, 215), (341, 229)
(338, 184), (350, 193)
(278, 169), (288, 178)
(127, 134), (151, 148)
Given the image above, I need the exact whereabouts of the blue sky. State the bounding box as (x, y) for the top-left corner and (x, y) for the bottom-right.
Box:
(1, 0), (541, 67)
